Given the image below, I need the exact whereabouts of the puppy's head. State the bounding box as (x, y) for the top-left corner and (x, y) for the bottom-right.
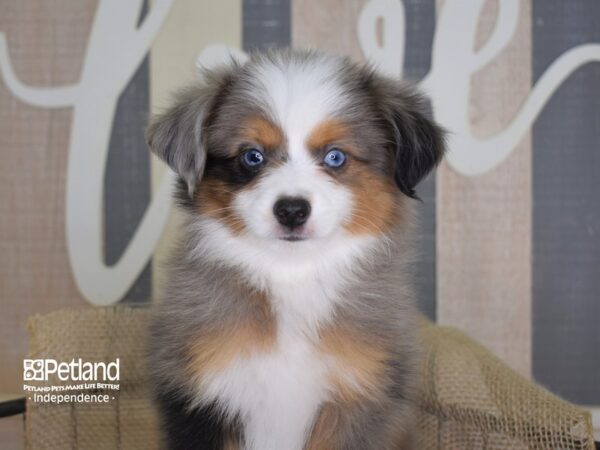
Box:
(147, 50), (444, 246)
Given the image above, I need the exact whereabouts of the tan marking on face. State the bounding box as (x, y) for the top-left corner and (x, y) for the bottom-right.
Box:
(343, 164), (401, 236)
(306, 119), (350, 153)
(307, 119), (402, 236)
(186, 291), (276, 377)
(196, 177), (245, 235)
(240, 116), (284, 150)
(319, 324), (389, 405)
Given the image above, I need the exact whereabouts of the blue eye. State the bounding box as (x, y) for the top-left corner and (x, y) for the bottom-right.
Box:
(241, 149), (264, 168)
(323, 148), (347, 168)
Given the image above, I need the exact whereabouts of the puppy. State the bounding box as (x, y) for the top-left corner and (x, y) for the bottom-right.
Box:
(147, 49), (445, 450)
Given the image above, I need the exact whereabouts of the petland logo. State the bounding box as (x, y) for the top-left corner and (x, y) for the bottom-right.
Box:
(23, 358), (120, 404)
(23, 358), (120, 381)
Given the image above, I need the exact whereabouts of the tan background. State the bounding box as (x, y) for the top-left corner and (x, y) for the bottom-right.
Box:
(436, 0), (532, 377)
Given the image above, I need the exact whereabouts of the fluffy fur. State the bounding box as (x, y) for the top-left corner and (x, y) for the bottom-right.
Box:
(147, 49), (445, 450)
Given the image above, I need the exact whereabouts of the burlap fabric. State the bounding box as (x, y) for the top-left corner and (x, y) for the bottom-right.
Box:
(24, 307), (594, 450)
(25, 307), (160, 450)
(414, 317), (594, 449)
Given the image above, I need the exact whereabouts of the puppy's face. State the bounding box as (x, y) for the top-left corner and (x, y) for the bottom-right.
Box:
(203, 115), (360, 242)
(147, 51), (445, 247)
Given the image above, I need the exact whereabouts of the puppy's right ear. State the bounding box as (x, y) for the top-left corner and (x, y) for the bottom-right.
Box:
(146, 68), (234, 197)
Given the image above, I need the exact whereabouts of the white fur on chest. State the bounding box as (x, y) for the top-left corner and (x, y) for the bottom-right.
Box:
(198, 273), (347, 450)
(201, 310), (331, 450)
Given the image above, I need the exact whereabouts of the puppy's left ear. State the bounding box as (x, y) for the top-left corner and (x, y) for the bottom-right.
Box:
(379, 82), (446, 199)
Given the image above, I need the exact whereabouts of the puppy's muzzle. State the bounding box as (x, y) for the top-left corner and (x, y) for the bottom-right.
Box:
(273, 197), (311, 230)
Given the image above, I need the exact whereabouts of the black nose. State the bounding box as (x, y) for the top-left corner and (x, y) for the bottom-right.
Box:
(273, 197), (311, 229)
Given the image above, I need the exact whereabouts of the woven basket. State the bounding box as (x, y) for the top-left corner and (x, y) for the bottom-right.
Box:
(24, 307), (594, 449)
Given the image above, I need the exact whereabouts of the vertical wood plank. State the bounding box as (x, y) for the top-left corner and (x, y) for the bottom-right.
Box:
(532, 0), (600, 405)
(0, 1), (98, 394)
(149, 0), (242, 297)
(292, 0), (368, 61)
(437, 0), (533, 376)
(106, 3), (152, 303)
(243, 0), (290, 51)
(404, 0), (438, 319)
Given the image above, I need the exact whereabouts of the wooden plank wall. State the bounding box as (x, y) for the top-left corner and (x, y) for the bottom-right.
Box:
(104, 2), (152, 304)
(436, 0), (533, 377)
(531, 0), (600, 405)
